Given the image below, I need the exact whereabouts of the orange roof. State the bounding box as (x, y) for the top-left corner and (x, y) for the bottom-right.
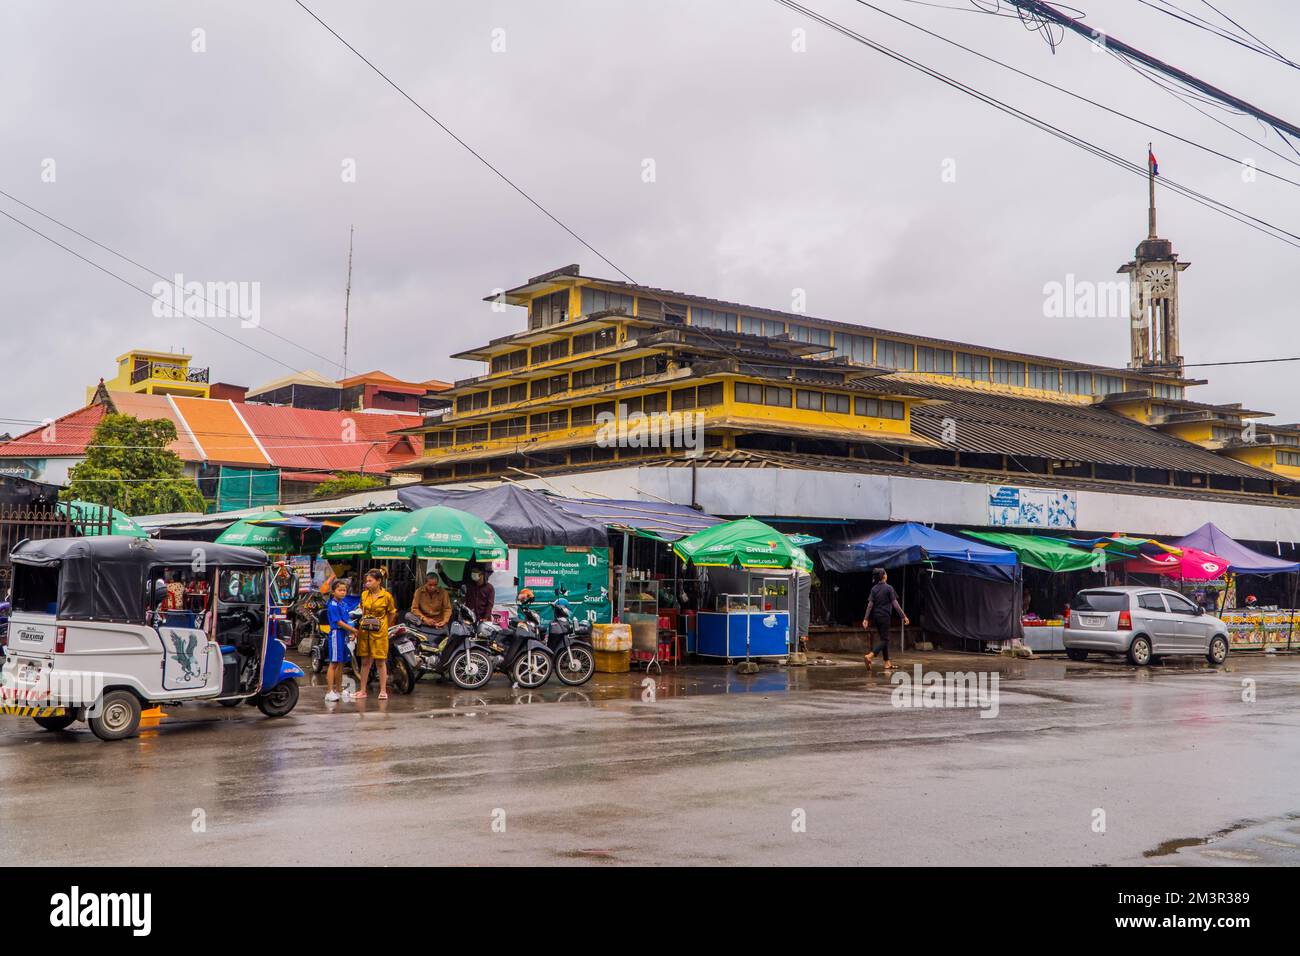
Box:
(170, 395), (270, 467)
(337, 370), (435, 393)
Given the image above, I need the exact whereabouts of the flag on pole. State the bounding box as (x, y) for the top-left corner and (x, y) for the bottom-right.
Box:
(1148, 149), (1159, 176)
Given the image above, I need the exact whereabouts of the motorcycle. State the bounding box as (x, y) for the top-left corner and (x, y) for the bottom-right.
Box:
(486, 600), (554, 689)
(393, 603), (495, 691)
(545, 596), (596, 686)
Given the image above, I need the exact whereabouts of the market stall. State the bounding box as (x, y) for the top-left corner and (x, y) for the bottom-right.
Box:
(672, 518), (798, 664)
(820, 522), (1019, 649)
(1171, 522), (1300, 651)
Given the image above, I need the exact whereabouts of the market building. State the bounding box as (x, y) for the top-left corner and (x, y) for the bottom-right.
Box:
(391, 200), (1300, 545)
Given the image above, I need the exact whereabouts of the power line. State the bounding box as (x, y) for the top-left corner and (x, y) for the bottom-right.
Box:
(0, 207), (306, 373)
(0, 189), (346, 374)
(291, 0), (636, 284)
(848, 0), (1300, 189)
(770, 0), (1300, 251)
(1135, 0), (1299, 69)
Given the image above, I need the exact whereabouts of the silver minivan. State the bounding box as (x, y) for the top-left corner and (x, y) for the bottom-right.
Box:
(1063, 586), (1230, 666)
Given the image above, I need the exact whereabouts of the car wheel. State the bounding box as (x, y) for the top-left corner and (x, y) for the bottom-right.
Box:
(1127, 635), (1152, 667)
(1207, 635), (1229, 666)
(1065, 648), (1089, 662)
(88, 690), (143, 741)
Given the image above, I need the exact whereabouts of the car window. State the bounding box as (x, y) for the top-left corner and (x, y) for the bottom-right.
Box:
(1138, 593), (1167, 612)
(1163, 593), (1199, 614)
(1074, 591), (1128, 612)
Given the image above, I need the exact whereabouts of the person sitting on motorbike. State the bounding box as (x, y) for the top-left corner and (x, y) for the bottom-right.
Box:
(411, 571), (452, 631)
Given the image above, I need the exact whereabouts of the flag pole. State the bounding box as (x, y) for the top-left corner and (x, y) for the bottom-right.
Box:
(1147, 142), (1157, 239)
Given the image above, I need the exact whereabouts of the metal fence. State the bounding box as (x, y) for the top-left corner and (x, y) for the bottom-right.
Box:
(0, 504), (110, 594)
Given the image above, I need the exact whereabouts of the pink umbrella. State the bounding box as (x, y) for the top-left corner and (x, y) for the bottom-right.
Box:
(1123, 547), (1228, 580)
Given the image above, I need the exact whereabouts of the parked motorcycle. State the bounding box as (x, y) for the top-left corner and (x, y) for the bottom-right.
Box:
(394, 603), (495, 690)
(545, 595), (596, 686)
(486, 594), (553, 688)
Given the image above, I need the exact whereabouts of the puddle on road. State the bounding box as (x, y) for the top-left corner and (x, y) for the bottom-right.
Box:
(1144, 819), (1256, 858)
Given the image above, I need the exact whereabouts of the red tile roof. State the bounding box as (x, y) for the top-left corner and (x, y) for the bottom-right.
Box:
(0, 395), (423, 477)
(0, 404), (106, 458)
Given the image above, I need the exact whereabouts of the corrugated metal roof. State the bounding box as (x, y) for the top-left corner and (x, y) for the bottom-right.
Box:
(235, 404), (423, 474)
(0, 404), (106, 458)
(103, 392), (200, 460)
(171, 395), (269, 466)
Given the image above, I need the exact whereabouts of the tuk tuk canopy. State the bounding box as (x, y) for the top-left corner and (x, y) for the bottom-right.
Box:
(9, 536), (268, 624)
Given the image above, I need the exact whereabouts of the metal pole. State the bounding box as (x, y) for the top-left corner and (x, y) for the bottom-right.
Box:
(900, 570), (906, 654)
(617, 530), (629, 621)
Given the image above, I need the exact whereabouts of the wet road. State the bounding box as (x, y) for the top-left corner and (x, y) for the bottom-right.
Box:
(2, 651), (1299, 866)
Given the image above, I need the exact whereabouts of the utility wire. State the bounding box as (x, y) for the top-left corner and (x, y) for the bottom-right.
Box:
(291, 0), (636, 283)
(771, 0), (1300, 250)
(849, 0), (1300, 189)
(0, 207), (305, 373)
(0, 188), (347, 374)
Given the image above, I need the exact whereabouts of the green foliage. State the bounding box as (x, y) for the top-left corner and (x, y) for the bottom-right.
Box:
(63, 414), (206, 516)
(310, 472), (386, 499)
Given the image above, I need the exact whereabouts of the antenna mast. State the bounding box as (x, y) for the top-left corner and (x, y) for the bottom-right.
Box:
(342, 225), (354, 378)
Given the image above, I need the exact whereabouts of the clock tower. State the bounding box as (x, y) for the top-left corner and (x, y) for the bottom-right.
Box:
(1117, 145), (1189, 373)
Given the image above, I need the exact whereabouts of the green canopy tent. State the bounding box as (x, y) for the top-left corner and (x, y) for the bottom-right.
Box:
(59, 499), (149, 538)
(215, 510), (298, 552)
(672, 518), (801, 670)
(370, 506), (507, 563)
(321, 510), (409, 558)
(963, 531), (1121, 574)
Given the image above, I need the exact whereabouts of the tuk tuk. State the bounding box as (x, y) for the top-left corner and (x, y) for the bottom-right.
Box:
(0, 536), (304, 740)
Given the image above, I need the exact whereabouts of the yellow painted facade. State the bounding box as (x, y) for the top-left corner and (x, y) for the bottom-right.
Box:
(89, 349), (210, 402)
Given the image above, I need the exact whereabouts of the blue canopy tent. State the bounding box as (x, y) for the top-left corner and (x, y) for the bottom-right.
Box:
(819, 522), (1020, 649)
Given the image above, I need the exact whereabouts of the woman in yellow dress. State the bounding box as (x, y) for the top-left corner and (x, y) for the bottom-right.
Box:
(355, 568), (398, 699)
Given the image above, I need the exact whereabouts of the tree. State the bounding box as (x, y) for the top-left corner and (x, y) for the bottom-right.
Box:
(310, 472), (386, 499)
(63, 414), (206, 516)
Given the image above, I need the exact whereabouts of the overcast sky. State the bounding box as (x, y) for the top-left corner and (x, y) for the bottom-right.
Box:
(3, 0), (1299, 432)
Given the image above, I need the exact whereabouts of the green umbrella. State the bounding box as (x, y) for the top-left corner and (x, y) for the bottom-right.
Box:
(60, 499), (149, 538)
(370, 506), (507, 562)
(321, 510), (408, 558)
(215, 510), (297, 552)
(673, 517), (800, 569)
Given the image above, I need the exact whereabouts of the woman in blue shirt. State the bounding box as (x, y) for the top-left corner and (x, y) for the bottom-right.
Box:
(324, 580), (356, 702)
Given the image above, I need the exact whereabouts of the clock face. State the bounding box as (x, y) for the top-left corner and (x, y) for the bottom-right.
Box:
(1139, 264), (1174, 296)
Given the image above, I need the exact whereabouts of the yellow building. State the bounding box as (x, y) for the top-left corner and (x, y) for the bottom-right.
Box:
(394, 264), (1297, 501)
(88, 349), (210, 402)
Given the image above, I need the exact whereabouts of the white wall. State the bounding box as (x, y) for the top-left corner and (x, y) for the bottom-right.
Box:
(512, 465), (1300, 545)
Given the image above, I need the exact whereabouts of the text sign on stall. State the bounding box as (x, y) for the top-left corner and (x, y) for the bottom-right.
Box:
(518, 546), (612, 624)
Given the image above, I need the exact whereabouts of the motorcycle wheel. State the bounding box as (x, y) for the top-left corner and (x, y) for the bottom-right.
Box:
(511, 649), (553, 689)
(389, 655), (416, 695)
(449, 648), (493, 690)
(553, 645), (596, 686)
(257, 680), (300, 718)
(309, 643), (326, 674)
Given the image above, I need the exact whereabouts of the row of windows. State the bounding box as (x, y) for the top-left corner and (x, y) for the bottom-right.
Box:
(441, 385), (727, 445)
(734, 382), (905, 420)
(1278, 450), (1300, 467)
(516, 290), (1186, 402)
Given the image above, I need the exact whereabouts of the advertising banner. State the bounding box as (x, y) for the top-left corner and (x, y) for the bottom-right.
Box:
(518, 546), (612, 624)
(987, 486), (1078, 529)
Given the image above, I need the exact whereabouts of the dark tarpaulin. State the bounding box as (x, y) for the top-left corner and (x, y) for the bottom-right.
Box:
(920, 570), (1023, 643)
(396, 485), (608, 547)
(551, 497), (722, 541)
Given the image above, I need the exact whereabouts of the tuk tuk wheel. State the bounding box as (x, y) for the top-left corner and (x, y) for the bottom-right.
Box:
(88, 691), (143, 741)
(257, 680), (300, 718)
(33, 713), (78, 732)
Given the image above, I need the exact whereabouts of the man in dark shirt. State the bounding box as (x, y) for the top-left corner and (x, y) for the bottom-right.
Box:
(862, 567), (909, 670)
(463, 564), (496, 622)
